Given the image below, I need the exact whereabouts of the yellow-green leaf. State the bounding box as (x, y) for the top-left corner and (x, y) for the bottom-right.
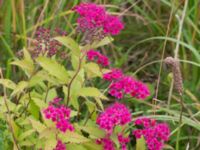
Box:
(59, 131), (90, 143)
(66, 144), (87, 150)
(11, 59), (34, 75)
(11, 81), (28, 97)
(79, 87), (108, 100)
(36, 56), (69, 83)
(83, 142), (103, 150)
(84, 62), (102, 78)
(55, 36), (80, 56)
(77, 126), (105, 138)
(18, 129), (35, 141)
(0, 79), (16, 89)
(29, 118), (46, 133)
(136, 136), (146, 150)
(82, 37), (113, 50)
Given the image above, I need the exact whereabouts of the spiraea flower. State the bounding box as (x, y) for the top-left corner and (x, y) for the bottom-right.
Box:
(133, 117), (170, 150)
(96, 102), (131, 133)
(54, 140), (66, 150)
(118, 134), (130, 150)
(73, 3), (124, 43)
(96, 138), (115, 150)
(87, 49), (110, 67)
(33, 27), (67, 57)
(103, 69), (150, 99)
(43, 98), (74, 133)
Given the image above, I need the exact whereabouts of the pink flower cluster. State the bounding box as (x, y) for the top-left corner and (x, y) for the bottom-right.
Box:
(118, 134), (130, 150)
(43, 98), (74, 133)
(96, 102), (131, 133)
(96, 138), (115, 150)
(54, 140), (66, 150)
(96, 103), (131, 150)
(87, 49), (110, 67)
(133, 117), (170, 150)
(73, 3), (124, 35)
(103, 69), (150, 99)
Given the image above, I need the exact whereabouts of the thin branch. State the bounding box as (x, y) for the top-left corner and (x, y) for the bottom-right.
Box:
(66, 54), (85, 106)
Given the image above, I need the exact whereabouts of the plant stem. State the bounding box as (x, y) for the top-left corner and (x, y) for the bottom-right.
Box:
(66, 54), (85, 106)
(176, 95), (184, 150)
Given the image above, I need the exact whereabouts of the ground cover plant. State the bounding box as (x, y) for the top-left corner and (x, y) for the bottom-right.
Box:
(0, 0), (200, 150)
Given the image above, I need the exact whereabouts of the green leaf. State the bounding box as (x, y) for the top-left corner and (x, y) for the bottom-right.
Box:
(77, 126), (105, 139)
(82, 37), (113, 50)
(28, 100), (40, 119)
(84, 62), (102, 78)
(66, 144), (87, 150)
(18, 129), (35, 141)
(23, 48), (32, 61)
(83, 142), (103, 150)
(0, 79), (16, 89)
(79, 87), (108, 100)
(11, 81), (28, 97)
(36, 56), (69, 83)
(55, 36), (80, 56)
(59, 131), (90, 143)
(11, 59), (34, 75)
(44, 136), (57, 150)
(31, 97), (47, 109)
(10, 119), (19, 138)
(136, 136), (146, 150)
(29, 118), (46, 133)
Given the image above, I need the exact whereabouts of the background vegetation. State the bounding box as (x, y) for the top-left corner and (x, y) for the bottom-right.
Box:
(0, 0), (200, 149)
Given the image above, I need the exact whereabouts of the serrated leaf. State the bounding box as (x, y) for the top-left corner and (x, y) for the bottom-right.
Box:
(95, 97), (104, 110)
(23, 48), (32, 61)
(79, 87), (108, 100)
(84, 62), (102, 78)
(29, 118), (46, 133)
(44, 136), (57, 150)
(83, 142), (103, 150)
(31, 97), (47, 109)
(36, 57), (69, 83)
(66, 144), (87, 150)
(10, 119), (19, 138)
(59, 131), (90, 143)
(11, 81), (28, 97)
(82, 37), (113, 50)
(11, 59), (34, 75)
(77, 126), (105, 138)
(0, 79), (16, 89)
(18, 129), (35, 141)
(28, 100), (40, 119)
(55, 36), (80, 56)
(136, 136), (146, 150)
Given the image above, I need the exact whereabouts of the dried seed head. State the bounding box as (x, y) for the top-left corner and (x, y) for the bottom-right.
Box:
(164, 57), (183, 95)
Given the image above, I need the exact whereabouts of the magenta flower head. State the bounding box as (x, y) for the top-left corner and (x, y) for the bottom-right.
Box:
(54, 140), (66, 150)
(87, 49), (110, 67)
(103, 69), (150, 99)
(133, 117), (170, 150)
(73, 3), (124, 42)
(96, 102), (131, 133)
(43, 98), (74, 133)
